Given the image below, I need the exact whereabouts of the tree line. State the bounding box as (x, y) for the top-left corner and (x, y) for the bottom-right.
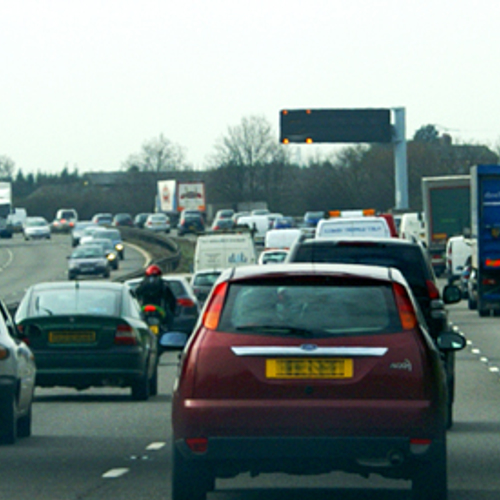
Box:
(1, 119), (497, 221)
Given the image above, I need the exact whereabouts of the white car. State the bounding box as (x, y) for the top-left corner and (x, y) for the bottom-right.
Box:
(0, 299), (36, 444)
(258, 249), (289, 265)
(23, 217), (51, 240)
(144, 213), (171, 233)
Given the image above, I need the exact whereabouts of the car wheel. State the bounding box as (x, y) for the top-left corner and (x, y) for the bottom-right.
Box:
(479, 308), (490, 317)
(411, 439), (447, 500)
(68, 273), (75, 280)
(149, 364), (158, 396)
(131, 372), (150, 401)
(0, 395), (17, 445)
(17, 405), (32, 438)
(468, 296), (477, 310)
(172, 445), (211, 500)
(103, 269), (111, 279)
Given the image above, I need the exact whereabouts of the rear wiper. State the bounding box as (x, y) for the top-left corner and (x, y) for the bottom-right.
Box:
(235, 324), (317, 337)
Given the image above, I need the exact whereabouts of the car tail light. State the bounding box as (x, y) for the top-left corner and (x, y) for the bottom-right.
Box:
(202, 282), (228, 330)
(114, 324), (138, 345)
(410, 438), (432, 454)
(393, 282), (417, 330)
(143, 304), (158, 313)
(177, 298), (195, 308)
(426, 280), (440, 300)
(483, 277), (497, 285)
(185, 437), (208, 453)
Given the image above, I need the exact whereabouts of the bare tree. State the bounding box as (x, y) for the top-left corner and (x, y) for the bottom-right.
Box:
(0, 155), (15, 179)
(122, 134), (191, 172)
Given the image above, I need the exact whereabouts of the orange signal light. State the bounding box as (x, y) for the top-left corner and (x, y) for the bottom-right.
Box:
(282, 110), (288, 115)
(282, 138), (289, 144)
(306, 137), (313, 144)
(306, 109), (312, 114)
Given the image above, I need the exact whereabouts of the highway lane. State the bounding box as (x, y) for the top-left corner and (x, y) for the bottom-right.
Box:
(0, 241), (500, 498)
(0, 233), (148, 305)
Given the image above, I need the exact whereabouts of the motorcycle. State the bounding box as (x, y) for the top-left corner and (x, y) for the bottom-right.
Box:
(141, 304), (188, 350)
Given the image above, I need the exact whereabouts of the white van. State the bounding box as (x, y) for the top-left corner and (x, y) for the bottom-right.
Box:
(194, 233), (257, 273)
(446, 235), (472, 278)
(265, 228), (302, 250)
(235, 215), (269, 245)
(315, 216), (391, 239)
(399, 212), (425, 242)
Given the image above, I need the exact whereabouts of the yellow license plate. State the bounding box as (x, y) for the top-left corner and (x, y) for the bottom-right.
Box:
(149, 325), (159, 335)
(49, 331), (96, 344)
(266, 358), (353, 379)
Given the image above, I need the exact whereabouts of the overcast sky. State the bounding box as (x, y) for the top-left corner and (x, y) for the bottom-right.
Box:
(1, 0), (499, 174)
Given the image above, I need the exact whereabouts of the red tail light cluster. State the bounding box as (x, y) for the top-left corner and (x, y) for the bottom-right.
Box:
(393, 282), (417, 330)
(177, 298), (195, 308)
(202, 282), (228, 330)
(114, 324), (138, 345)
(425, 280), (440, 300)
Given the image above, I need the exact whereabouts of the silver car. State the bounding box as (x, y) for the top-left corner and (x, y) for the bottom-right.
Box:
(68, 244), (111, 280)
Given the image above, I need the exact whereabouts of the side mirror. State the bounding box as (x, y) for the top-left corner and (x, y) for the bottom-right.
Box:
(442, 284), (462, 304)
(159, 331), (188, 350)
(436, 329), (467, 351)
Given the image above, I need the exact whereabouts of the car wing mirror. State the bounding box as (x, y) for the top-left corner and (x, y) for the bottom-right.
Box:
(436, 329), (466, 352)
(159, 331), (188, 350)
(442, 284), (462, 304)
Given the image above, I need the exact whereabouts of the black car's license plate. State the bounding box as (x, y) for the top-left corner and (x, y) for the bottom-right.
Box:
(49, 331), (96, 344)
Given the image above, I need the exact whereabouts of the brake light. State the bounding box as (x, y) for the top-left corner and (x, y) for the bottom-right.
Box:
(393, 282), (417, 330)
(177, 298), (195, 308)
(114, 324), (137, 345)
(186, 437), (208, 453)
(143, 304), (158, 313)
(426, 280), (440, 300)
(202, 282), (228, 330)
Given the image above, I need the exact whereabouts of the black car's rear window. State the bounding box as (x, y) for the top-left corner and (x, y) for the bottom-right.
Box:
(293, 243), (430, 292)
(217, 280), (402, 337)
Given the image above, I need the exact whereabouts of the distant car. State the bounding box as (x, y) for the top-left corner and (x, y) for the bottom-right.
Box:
(144, 213), (171, 233)
(231, 211), (250, 225)
(210, 218), (234, 231)
(112, 213), (134, 227)
(125, 275), (200, 334)
(81, 237), (120, 270)
(214, 209), (235, 221)
(51, 208), (78, 233)
(273, 216), (295, 229)
(134, 213), (151, 229)
(266, 212), (283, 229)
(67, 244), (111, 280)
(251, 208), (270, 216)
(23, 217), (51, 240)
(15, 281), (158, 400)
(91, 213), (113, 226)
(177, 210), (205, 236)
(0, 298), (36, 444)
(171, 263), (466, 500)
(258, 248), (288, 264)
(190, 269), (223, 305)
(71, 221), (99, 247)
(459, 255), (471, 299)
(303, 210), (324, 228)
(92, 228), (124, 260)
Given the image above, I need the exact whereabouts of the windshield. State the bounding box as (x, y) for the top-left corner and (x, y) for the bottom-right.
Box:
(71, 246), (105, 259)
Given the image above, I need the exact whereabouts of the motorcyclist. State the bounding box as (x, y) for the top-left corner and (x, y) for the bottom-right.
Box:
(135, 265), (177, 331)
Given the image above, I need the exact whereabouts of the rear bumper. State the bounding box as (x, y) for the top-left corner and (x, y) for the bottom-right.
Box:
(174, 435), (445, 479)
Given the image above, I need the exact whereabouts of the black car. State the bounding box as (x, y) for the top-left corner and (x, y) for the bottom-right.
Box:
(177, 210), (205, 236)
(287, 236), (463, 428)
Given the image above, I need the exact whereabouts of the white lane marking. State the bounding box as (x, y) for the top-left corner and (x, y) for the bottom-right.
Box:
(480, 356), (489, 363)
(146, 442), (166, 451)
(0, 249), (14, 271)
(471, 348), (481, 354)
(102, 468), (129, 478)
(489, 366), (500, 373)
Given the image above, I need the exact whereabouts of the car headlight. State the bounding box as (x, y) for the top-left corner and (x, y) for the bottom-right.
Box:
(107, 253), (116, 261)
(115, 243), (124, 251)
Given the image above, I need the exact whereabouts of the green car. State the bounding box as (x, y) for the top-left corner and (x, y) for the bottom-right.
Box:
(15, 281), (158, 400)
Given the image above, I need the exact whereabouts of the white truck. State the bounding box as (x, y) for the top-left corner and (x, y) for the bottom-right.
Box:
(157, 180), (206, 213)
(0, 182), (13, 238)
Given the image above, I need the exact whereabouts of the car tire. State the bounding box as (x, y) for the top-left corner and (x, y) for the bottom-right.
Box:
(131, 372), (150, 401)
(479, 308), (490, 317)
(103, 269), (111, 279)
(0, 395), (17, 445)
(411, 439), (447, 500)
(149, 364), (158, 396)
(68, 273), (75, 280)
(468, 296), (477, 310)
(172, 446), (211, 500)
(17, 405), (32, 438)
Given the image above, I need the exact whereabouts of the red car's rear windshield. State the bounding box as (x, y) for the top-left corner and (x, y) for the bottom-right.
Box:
(217, 279), (402, 338)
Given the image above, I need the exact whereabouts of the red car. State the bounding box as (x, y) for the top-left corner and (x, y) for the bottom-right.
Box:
(171, 263), (465, 500)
